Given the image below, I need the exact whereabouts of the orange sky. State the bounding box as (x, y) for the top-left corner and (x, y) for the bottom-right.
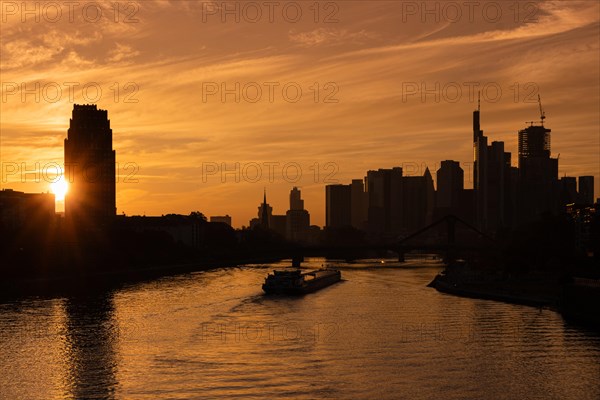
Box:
(1, 0), (599, 227)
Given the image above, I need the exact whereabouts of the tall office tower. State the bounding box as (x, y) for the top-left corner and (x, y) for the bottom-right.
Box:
(473, 96), (483, 188)
(366, 167), (403, 235)
(286, 187), (310, 241)
(559, 177), (578, 205)
(505, 154), (519, 229)
(578, 176), (594, 205)
(436, 160), (464, 211)
(517, 121), (559, 223)
(486, 141), (507, 231)
(518, 125), (551, 167)
(326, 184), (351, 228)
(472, 101), (517, 232)
(289, 186), (304, 210)
(399, 168), (435, 234)
(473, 98), (488, 231)
(350, 179), (368, 230)
(64, 104), (116, 228)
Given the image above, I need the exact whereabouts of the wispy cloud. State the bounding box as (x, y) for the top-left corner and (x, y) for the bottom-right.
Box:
(1, 0), (598, 224)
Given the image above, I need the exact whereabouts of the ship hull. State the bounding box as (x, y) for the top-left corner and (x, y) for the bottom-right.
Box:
(262, 270), (341, 295)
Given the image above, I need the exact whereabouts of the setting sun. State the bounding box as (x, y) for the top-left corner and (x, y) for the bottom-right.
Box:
(50, 176), (68, 201)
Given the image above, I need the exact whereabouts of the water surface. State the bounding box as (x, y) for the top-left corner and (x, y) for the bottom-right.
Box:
(1, 258), (599, 399)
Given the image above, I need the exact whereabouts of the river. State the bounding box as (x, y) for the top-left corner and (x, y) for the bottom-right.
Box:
(1, 258), (599, 399)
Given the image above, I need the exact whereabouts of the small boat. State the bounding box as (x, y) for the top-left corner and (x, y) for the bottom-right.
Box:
(262, 268), (341, 295)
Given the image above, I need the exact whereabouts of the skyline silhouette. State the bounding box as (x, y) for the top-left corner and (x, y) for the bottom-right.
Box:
(1, 1), (599, 227)
(1, 98), (598, 230)
(2, 97), (597, 237)
(1, 3), (600, 399)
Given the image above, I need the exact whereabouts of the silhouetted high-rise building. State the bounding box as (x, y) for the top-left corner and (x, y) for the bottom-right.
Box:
(486, 141), (508, 231)
(436, 160), (478, 223)
(473, 99), (488, 230)
(436, 160), (463, 211)
(518, 124), (551, 166)
(506, 162), (519, 229)
(578, 176), (594, 205)
(366, 167), (402, 234)
(350, 179), (368, 230)
(289, 187), (304, 211)
(400, 168), (435, 234)
(365, 167), (434, 236)
(559, 177), (578, 205)
(286, 187), (310, 241)
(326, 184), (351, 228)
(517, 123), (559, 223)
(65, 104), (116, 228)
(472, 103), (517, 232)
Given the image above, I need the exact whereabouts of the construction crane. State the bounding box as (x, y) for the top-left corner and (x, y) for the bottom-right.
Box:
(538, 94), (546, 125)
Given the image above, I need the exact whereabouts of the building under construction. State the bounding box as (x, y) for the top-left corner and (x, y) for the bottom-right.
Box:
(517, 96), (559, 223)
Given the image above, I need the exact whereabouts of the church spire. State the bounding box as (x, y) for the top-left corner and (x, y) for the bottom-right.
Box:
(261, 188), (269, 229)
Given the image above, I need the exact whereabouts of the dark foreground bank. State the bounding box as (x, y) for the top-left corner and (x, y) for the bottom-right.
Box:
(429, 265), (600, 328)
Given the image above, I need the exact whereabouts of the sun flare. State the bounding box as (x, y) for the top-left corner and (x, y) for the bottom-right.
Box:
(50, 176), (68, 201)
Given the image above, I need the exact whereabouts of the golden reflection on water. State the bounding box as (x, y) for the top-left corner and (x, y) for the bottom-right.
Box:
(61, 294), (119, 399)
(1, 259), (600, 399)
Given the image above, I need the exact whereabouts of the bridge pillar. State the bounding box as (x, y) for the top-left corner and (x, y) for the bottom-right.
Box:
(292, 255), (304, 268)
(444, 249), (456, 266)
(447, 215), (456, 246)
(398, 251), (405, 263)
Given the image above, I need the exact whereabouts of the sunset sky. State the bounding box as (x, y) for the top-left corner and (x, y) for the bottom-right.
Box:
(1, 0), (598, 227)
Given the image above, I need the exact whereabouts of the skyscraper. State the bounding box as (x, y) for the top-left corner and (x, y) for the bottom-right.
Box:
(365, 167), (433, 236)
(518, 124), (551, 167)
(517, 122), (559, 223)
(350, 179), (368, 230)
(486, 141), (507, 231)
(472, 102), (517, 232)
(289, 187), (304, 211)
(366, 167), (402, 234)
(559, 176), (578, 205)
(473, 98), (488, 230)
(286, 187), (310, 241)
(400, 168), (435, 234)
(64, 104), (116, 228)
(578, 176), (594, 205)
(326, 184), (351, 228)
(436, 160), (463, 211)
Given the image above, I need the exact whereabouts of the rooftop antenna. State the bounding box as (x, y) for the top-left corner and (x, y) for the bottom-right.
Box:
(477, 91), (480, 112)
(538, 94), (546, 126)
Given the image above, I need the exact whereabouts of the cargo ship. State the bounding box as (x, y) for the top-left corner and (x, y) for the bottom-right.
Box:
(262, 269), (341, 295)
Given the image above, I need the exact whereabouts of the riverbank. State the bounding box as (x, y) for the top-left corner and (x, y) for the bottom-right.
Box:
(429, 266), (600, 329)
(0, 255), (284, 300)
(428, 266), (561, 308)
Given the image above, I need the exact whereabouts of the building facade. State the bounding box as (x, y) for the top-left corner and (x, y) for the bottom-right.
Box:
(64, 104), (116, 228)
